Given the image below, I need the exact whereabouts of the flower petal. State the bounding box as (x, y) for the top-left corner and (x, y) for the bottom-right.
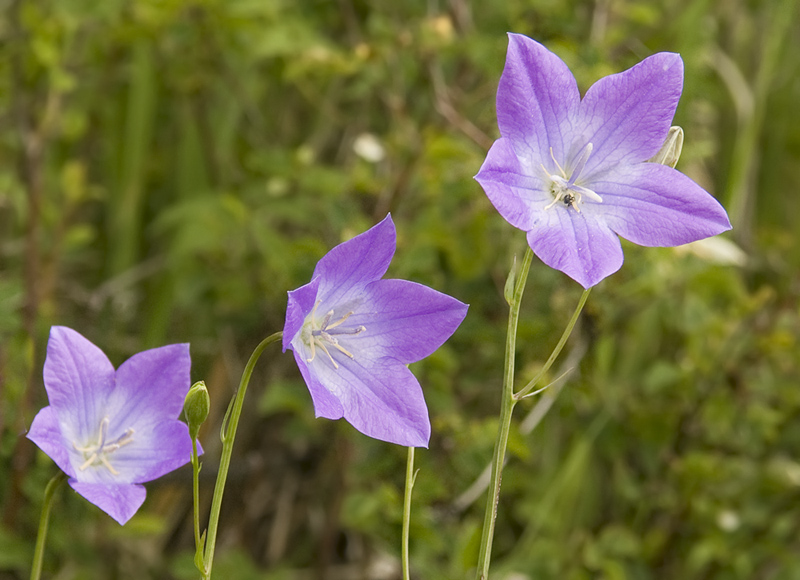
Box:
(43, 327), (115, 444)
(346, 279), (468, 364)
(576, 52), (684, 177)
(108, 420), (195, 483)
(69, 480), (146, 525)
(291, 350), (344, 420)
(312, 215), (396, 308)
(526, 210), (623, 288)
(108, 344), (191, 432)
(283, 277), (321, 352)
(475, 137), (549, 231)
(497, 34), (580, 164)
(305, 357), (430, 447)
(27, 406), (75, 478)
(593, 163), (732, 246)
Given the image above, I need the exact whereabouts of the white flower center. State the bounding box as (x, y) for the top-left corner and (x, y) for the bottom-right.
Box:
(301, 301), (366, 369)
(542, 143), (603, 213)
(72, 417), (134, 476)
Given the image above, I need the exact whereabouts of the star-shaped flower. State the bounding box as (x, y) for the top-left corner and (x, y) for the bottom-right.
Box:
(27, 327), (197, 525)
(475, 33), (732, 288)
(283, 215), (468, 447)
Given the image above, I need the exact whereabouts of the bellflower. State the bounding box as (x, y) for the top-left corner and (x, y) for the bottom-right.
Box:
(283, 215), (468, 447)
(27, 327), (197, 525)
(475, 33), (732, 288)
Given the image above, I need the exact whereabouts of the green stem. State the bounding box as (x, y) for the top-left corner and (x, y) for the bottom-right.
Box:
(202, 331), (282, 579)
(30, 472), (66, 580)
(402, 446), (417, 580)
(475, 251), (591, 579)
(475, 248), (533, 579)
(514, 287), (591, 400)
(191, 435), (206, 576)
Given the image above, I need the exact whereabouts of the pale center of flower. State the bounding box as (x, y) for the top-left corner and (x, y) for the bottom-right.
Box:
(542, 144), (603, 213)
(72, 417), (135, 476)
(301, 300), (366, 370)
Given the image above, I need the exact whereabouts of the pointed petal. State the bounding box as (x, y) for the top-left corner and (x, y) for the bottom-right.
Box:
(593, 163), (732, 246)
(291, 350), (344, 420)
(27, 406), (76, 478)
(475, 137), (549, 231)
(312, 215), (396, 308)
(283, 277), (321, 351)
(576, 52), (684, 177)
(497, 34), (580, 164)
(69, 480), (146, 525)
(108, 420), (194, 483)
(43, 327), (115, 444)
(346, 279), (468, 364)
(306, 358), (430, 447)
(526, 210), (623, 288)
(108, 344), (191, 432)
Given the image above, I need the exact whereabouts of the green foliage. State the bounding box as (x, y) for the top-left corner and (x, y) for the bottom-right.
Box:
(1, 0), (799, 578)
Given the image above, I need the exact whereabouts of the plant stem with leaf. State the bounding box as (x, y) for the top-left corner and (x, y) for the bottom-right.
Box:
(475, 248), (591, 579)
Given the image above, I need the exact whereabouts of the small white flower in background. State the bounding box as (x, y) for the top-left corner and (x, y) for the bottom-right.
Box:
(353, 133), (386, 163)
(716, 509), (741, 532)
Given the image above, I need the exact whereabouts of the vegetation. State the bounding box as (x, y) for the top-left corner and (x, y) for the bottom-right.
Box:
(1, 0), (798, 578)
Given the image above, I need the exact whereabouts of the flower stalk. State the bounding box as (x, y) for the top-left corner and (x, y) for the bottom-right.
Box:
(475, 249), (591, 579)
(475, 247), (532, 578)
(402, 446), (417, 580)
(30, 472), (66, 580)
(200, 331), (283, 579)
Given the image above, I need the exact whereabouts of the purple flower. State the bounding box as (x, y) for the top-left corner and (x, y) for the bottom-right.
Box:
(475, 34), (732, 288)
(283, 215), (468, 447)
(27, 327), (196, 525)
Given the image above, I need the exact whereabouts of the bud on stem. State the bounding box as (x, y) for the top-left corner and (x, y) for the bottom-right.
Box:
(184, 381), (210, 440)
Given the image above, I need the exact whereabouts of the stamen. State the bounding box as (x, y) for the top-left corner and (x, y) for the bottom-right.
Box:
(549, 147), (567, 179)
(73, 418), (134, 475)
(568, 143), (593, 186)
(316, 340), (339, 369)
(303, 305), (366, 369)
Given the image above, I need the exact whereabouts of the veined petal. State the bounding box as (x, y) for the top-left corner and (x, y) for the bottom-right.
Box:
(475, 137), (549, 231)
(27, 406), (75, 478)
(43, 327), (115, 444)
(109, 344), (191, 432)
(69, 480), (146, 525)
(109, 420), (195, 483)
(526, 210), (624, 288)
(312, 215), (396, 308)
(291, 350), (344, 420)
(307, 357), (430, 447)
(592, 163), (732, 246)
(498, 34), (580, 164)
(347, 279), (468, 364)
(284, 277), (321, 352)
(576, 52), (684, 177)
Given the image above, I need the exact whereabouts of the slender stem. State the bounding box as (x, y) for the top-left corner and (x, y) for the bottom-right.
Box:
(514, 287), (591, 400)
(30, 472), (66, 580)
(475, 248), (532, 579)
(476, 252), (592, 579)
(402, 446), (417, 580)
(202, 331), (282, 579)
(190, 436), (206, 576)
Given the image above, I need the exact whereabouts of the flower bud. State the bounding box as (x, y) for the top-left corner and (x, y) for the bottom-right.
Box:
(648, 126), (684, 168)
(184, 381), (210, 440)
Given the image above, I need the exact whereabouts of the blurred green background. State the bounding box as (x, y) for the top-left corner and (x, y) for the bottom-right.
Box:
(1, 0), (799, 578)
